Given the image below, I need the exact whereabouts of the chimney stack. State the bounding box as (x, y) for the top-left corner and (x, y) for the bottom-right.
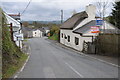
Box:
(86, 4), (96, 19)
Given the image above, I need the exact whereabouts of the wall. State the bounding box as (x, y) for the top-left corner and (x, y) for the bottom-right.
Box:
(60, 29), (92, 51)
(33, 30), (41, 37)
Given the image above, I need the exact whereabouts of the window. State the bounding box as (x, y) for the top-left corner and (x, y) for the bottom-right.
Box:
(64, 34), (67, 39)
(68, 35), (70, 42)
(61, 33), (63, 38)
(75, 37), (79, 45)
(35, 32), (37, 34)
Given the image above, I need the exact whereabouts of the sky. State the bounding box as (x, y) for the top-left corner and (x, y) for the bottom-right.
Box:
(0, 0), (116, 21)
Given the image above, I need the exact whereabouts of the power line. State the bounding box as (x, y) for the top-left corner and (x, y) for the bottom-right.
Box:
(21, 0), (32, 16)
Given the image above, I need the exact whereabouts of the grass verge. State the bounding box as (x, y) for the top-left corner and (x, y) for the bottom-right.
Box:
(3, 54), (28, 78)
(48, 34), (58, 41)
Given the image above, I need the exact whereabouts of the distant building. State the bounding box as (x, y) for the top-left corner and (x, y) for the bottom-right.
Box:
(60, 4), (119, 52)
(42, 27), (50, 36)
(22, 26), (33, 38)
(32, 28), (43, 38)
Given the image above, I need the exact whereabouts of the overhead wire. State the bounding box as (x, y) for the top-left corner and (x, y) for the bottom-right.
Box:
(21, 0), (32, 16)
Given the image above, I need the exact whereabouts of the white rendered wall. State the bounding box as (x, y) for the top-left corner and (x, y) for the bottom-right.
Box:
(60, 29), (92, 51)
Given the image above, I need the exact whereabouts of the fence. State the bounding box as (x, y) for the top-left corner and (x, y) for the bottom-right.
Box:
(83, 34), (119, 57)
(95, 34), (119, 56)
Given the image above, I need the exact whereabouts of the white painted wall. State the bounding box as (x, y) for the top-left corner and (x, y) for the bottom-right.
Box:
(45, 30), (50, 34)
(60, 29), (92, 51)
(33, 29), (43, 37)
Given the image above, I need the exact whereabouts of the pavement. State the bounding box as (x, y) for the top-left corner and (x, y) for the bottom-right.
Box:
(16, 37), (118, 78)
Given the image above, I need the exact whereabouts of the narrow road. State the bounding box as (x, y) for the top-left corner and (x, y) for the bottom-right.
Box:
(18, 38), (118, 78)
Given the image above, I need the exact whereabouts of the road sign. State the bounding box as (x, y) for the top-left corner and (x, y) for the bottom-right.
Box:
(96, 20), (103, 26)
(14, 33), (24, 41)
(91, 26), (100, 33)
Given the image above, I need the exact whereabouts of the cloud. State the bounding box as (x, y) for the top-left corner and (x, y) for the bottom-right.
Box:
(1, 0), (114, 21)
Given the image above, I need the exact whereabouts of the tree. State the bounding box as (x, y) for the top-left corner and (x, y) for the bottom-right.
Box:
(50, 25), (60, 36)
(22, 21), (29, 27)
(110, 1), (120, 29)
(95, 0), (110, 18)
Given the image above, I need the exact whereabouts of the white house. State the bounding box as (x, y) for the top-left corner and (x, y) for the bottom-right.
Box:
(4, 13), (24, 49)
(42, 27), (50, 36)
(32, 29), (43, 38)
(60, 4), (119, 51)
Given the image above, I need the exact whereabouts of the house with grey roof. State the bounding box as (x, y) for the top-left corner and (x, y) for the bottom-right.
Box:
(60, 4), (119, 51)
(42, 27), (50, 36)
(22, 26), (33, 38)
(32, 28), (44, 38)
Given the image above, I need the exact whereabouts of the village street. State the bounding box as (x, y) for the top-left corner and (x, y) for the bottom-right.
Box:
(17, 37), (118, 78)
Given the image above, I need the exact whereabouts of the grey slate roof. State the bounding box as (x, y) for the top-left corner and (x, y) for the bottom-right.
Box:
(42, 27), (50, 30)
(73, 20), (96, 34)
(73, 20), (120, 34)
(60, 11), (88, 29)
(22, 26), (33, 31)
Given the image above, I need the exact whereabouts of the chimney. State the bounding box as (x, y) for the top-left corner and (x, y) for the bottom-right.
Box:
(86, 4), (96, 19)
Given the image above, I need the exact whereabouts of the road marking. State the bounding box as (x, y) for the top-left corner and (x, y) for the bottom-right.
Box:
(65, 62), (84, 78)
(14, 54), (30, 79)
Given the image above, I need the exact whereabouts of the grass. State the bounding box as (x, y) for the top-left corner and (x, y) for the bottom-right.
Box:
(48, 34), (59, 41)
(3, 54), (28, 78)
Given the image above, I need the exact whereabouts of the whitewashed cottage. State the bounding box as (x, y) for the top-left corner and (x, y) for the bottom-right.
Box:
(32, 29), (43, 38)
(60, 4), (119, 51)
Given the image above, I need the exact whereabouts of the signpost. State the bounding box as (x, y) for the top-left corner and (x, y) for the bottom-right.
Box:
(14, 33), (24, 41)
(91, 26), (100, 33)
(96, 20), (103, 26)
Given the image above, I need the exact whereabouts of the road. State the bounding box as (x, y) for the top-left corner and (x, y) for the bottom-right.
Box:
(17, 37), (118, 78)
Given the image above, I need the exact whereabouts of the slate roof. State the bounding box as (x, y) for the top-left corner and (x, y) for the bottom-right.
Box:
(22, 26), (33, 31)
(73, 20), (120, 35)
(60, 11), (88, 29)
(39, 28), (45, 32)
(73, 20), (96, 34)
(42, 27), (50, 30)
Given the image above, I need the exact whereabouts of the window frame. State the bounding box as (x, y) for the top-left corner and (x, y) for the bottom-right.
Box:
(68, 35), (70, 42)
(75, 37), (79, 45)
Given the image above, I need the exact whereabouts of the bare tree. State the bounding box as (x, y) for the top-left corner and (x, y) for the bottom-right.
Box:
(95, 0), (112, 32)
(95, 0), (110, 19)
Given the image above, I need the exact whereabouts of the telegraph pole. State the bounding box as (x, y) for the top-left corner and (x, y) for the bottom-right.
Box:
(61, 10), (63, 24)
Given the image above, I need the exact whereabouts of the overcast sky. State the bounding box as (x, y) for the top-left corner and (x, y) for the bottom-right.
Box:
(1, 0), (115, 21)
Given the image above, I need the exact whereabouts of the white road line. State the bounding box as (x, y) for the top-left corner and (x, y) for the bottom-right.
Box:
(14, 54), (30, 79)
(65, 62), (84, 78)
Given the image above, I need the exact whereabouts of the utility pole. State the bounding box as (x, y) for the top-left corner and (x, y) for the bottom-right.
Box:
(61, 10), (63, 24)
